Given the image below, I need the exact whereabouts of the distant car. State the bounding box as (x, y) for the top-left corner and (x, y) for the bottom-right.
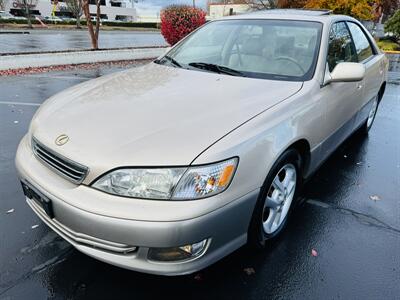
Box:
(0, 11), (26, 20)
(44, 16), (63, 22)
(60, 17), (77, 22)
(16, 9), (388, 276)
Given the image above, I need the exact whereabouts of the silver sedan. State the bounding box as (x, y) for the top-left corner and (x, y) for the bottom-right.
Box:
(16, 9), (388, 275)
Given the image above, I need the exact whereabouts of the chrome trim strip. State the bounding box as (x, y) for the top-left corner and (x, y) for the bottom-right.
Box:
(28, 198), (137, 254)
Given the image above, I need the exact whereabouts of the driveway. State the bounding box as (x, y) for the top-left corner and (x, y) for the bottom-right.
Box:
(0, 64), (399, 299)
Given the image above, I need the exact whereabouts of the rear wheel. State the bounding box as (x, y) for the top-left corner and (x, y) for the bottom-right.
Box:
(248, 149), (301, 248)
(360, 96), (379, 134)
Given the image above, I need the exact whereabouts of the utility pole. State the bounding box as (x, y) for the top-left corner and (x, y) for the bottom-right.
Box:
(193, 0), (195, 8)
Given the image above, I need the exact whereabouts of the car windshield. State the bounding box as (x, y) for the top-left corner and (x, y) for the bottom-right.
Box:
(163, 19), (322, 81)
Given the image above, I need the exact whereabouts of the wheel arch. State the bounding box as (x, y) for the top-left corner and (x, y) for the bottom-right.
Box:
(285, 139), (311, 179)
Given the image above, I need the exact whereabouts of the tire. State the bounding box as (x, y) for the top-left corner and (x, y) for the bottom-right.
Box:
(248, 149), (302, 249)
(359, 95), (379, 135)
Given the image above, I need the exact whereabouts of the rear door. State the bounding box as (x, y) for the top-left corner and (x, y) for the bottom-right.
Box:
(346, 21), (385, 129)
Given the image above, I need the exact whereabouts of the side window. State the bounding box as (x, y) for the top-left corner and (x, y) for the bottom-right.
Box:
(347, 22), (374, 62)
(327, 22), (357, 72)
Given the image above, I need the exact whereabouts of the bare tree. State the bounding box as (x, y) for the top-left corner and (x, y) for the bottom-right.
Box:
(245, 0), (306, 10)
(244, 0), (277, 9)
(15, 0), (38, 28)
(0, 0), (8, 11)
(82, 0), (101, 49)
(65, 0), (83, 28)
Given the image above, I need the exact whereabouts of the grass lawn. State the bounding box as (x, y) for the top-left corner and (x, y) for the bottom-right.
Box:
(377, 39), (400, 51)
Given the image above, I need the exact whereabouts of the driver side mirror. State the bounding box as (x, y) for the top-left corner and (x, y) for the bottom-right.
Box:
(324, 62), (365, 85)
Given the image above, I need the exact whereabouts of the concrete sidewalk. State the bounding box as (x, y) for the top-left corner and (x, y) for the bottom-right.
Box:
(0, 47), (167, 71)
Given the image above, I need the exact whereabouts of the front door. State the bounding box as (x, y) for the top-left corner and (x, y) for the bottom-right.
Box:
(320, 21), (363, 160)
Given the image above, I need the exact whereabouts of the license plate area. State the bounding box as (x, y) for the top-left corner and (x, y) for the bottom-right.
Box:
(21, 181), (54, 219)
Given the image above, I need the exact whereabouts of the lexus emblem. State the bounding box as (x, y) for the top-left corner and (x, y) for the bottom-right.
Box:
(55, 134), (69, 146)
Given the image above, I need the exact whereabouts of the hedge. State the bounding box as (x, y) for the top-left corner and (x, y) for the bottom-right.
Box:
(0, 18), (159, 28)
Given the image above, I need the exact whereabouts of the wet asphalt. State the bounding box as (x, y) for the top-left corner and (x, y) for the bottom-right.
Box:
(0, 64), (399, 299)
(0, 30), (166, 54)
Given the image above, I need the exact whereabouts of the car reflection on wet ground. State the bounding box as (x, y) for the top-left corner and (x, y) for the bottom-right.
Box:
(0, 63), (399, 299)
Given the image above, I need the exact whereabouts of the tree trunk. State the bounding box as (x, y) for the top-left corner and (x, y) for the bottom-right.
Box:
(76, 15), (81, 29)
(24, 1), (33, 28)
(94, 0), (100, 43)
(83, 0), (98, 49)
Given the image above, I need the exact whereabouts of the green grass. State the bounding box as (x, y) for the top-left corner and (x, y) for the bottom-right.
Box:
(377, 39), (400, 51)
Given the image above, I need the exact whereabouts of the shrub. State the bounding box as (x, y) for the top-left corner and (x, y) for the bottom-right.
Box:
(160, 5), (206, 46)
(385, 9), (400, 40)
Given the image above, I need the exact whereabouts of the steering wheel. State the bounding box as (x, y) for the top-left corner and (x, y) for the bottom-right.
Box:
(275, 56), (305, 75)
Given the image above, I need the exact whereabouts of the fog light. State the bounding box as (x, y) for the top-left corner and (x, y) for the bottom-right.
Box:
(148, 239), (208, 262)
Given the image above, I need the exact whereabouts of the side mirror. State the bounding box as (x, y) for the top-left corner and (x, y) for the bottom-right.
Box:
(325, 62), (365, 84)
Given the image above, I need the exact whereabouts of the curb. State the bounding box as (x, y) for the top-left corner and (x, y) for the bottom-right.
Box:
(0, 47), (167, 71)
(384, 50), (400, 54)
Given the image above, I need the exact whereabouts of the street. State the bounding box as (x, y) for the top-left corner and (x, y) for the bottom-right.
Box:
(0, 64), (399, 299)
(0, 30), (166, 54)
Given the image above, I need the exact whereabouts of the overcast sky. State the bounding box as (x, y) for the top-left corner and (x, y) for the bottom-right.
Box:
(134, 0), (207, 16)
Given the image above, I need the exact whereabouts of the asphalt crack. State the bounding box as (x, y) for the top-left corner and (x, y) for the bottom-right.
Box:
(306, 199), (400, 234)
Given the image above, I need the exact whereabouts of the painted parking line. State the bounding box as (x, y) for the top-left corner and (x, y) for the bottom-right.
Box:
(0, 101), (41, 106)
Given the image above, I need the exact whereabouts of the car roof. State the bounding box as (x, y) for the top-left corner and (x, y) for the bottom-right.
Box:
(250, 9), (333, 16)
(222, 9), (355, 24)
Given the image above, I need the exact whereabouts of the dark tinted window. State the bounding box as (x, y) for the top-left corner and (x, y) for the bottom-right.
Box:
(327, 22), (357, 72)
(347, 22), (374, 62)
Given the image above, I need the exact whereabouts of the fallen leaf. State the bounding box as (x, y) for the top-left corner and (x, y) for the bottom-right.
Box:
(370, 195), (381, 201)
(6, 208), (15, 214)
(31, 224), (39, 229)
(194, 273), (203, 281)
(311, 249), (318, 257)
(243, 267), (256, 275)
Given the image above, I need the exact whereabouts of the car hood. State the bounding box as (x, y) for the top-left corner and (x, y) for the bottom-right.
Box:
(31, 63), (302, 181)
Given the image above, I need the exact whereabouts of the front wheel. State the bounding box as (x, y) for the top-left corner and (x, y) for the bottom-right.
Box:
(248, 149), (301, 248)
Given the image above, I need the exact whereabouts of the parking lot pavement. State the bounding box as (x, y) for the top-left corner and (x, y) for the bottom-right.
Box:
(0, 65), (399, 299)
(0, 30), (166, 54)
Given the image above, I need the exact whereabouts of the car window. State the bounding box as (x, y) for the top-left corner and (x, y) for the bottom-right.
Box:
(346, 22), (374, 62)
(327, 22), (357, 72)
(166, 20), (322, 81)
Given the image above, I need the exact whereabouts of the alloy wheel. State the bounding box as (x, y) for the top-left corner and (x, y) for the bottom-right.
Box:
(262, 164), (297, 234)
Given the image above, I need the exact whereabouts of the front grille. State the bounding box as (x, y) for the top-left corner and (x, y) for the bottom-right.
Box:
(32, 137), (88, 184)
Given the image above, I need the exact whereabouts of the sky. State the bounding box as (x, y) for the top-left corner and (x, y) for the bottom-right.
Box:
(134, 0), (207, 16)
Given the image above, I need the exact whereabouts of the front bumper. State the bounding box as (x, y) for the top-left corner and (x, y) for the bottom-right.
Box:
(15, 135), (259, 275)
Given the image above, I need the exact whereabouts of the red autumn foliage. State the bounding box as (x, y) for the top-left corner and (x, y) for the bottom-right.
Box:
(161, 5), (206, 46)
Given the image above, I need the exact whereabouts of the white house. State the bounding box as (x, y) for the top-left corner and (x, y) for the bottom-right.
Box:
(5, 0), (137, 21)
(208, 2), (252, 19)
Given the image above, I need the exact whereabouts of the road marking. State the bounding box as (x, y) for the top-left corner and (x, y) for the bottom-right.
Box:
(0, 101), (40, 106)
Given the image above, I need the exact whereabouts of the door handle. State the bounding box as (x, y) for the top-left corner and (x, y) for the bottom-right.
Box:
(357, 83), (363, 90)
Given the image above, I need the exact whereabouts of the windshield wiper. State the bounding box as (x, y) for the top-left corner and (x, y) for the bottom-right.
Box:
(188, 62), (246, 77)
(156, 55), (182, 68)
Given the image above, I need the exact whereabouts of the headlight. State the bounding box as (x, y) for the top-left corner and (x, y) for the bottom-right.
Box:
(92, 157), (238, 200)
